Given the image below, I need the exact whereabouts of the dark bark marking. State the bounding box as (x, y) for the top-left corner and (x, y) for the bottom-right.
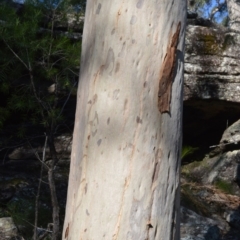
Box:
(105, 48), (115, 75)
(124, 99), (128, 111)
(107, 117), (110, 125)
(130, 15), (137, 25)
(97, 139), (102, 146)
(113, 89), (120, 100)
(115, 62), (120, 73)
(136, 0), (144, 9)
(147, 222), (153, 228)
(96, 3), (102, 14)
(151, 161), (159, 183)
(86, 209), (90, 216)
(92, 129), (97, 137)
(111, 28), (115, 35)
(92, 94), (98, 104)
(84, 183), (88, 194)
(136, 116), (142, 124)
(154, 225), (158, 237)
(158, 22), (181, 113)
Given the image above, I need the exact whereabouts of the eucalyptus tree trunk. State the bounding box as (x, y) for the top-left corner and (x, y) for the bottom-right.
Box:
(226, 0), (240, 31)
(63, 1), (186, 239)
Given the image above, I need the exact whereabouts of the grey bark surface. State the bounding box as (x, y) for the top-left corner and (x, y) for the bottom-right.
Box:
(63, 1), (186, 239)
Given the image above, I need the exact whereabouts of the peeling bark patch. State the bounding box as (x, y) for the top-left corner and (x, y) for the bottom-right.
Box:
(158, 22), (181, 113)
(107, 117), (110, 125)
(97, 139), (102, 146)
(130, 15), (137, 25)
(64, 223), (69, 238)
(105, 48), (115, 75)
(115, 62), (120, 73)
(96, 3), (102, 14)
(136, 116), (142, 124)
(136, 0), (144, 8)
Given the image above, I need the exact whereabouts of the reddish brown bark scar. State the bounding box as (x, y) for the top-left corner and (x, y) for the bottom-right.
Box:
(158, 22), (181, 113)
(65, 223), (69, 238)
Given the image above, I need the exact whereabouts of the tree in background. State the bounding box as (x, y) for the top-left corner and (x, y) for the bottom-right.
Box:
(188, 0), (228, 24)
(63, 0), (186, 239)
(188, 0), (240, 28)
(0, 0), (82, 239)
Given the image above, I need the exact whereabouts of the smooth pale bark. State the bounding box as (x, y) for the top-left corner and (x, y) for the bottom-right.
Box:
(226, 0), (240, 31)
(63, 1), (186, 239)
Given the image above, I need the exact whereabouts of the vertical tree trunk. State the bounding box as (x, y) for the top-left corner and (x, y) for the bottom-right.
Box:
(63, 1), (186, 239)
(226, 0), (240, 31)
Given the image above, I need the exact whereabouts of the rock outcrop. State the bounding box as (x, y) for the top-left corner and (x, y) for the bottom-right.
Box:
(184, 22), (240, 102)
(180, 207), (224, 240)
(181, 15), (240, 240)
(183, 18), (240, 156)
(0, 217), (18, 239)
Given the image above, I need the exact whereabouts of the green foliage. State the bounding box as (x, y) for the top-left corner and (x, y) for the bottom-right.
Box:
(214, 179), (233, 194)
(0, 0), (81, 133)
(198, 33), (220, 54)
(4, 197), (52, 239)
(181, 145), (199, 160)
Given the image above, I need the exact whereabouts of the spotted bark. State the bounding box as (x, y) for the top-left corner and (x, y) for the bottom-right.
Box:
(63, 1), (186, 239)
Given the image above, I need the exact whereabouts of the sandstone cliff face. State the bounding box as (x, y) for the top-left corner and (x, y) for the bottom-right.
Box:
(183, 21), (240, 153)
(185, 24), (240, 102)
(181, 19), (240, 240)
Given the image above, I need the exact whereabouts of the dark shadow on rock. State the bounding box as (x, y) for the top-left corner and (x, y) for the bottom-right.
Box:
(223, 207), (240, 240)
(234, 164), (240, 187)
(195, 78), (220, 99)
(204, 225), (221, 240)
(183, 99), (240, 161)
